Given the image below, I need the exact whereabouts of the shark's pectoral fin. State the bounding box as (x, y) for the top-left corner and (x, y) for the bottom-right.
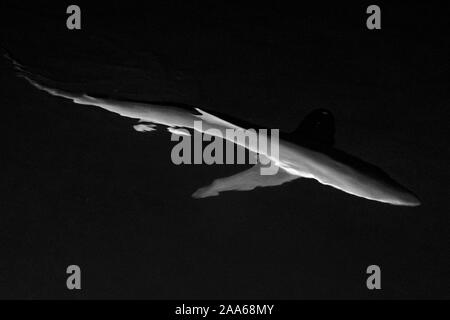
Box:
(192, 163), (299, 199)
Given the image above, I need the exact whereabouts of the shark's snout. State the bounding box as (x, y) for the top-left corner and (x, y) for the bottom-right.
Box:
(386, 187), (421, 207)
(395, 192), (421, 207)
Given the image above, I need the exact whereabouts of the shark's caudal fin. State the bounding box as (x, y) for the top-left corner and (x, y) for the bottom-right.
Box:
(3, 51), (160, 132)
(192, 163), (299, 198)
(3, 50), (97, 103)
(291, 109), (335, 146)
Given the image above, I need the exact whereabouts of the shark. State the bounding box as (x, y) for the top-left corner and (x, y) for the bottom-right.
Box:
(4, 53), (420, 206)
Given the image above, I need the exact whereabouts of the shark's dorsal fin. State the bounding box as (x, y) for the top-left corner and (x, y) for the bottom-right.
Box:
(292, 109), (335, 147)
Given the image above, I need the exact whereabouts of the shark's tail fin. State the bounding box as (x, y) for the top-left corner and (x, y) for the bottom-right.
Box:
(2, 48), (103, 107)
(3, 48), (56, 84)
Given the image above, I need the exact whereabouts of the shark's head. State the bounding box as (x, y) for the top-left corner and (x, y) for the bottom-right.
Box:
(380, 183), (421, 206)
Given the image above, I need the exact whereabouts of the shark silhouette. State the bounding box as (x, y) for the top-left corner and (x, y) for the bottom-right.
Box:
(5, 53), (420, 206)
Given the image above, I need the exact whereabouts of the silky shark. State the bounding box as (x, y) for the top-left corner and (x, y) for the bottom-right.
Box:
(5, 53), (420, 206)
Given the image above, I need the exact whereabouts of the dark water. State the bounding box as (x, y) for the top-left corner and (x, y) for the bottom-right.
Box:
(0, 2), (449, 299)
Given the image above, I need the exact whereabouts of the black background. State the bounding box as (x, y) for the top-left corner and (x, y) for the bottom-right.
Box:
(0, 1), (449, 299)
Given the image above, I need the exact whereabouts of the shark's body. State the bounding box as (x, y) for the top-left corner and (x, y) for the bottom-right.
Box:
(6, 53), (420, 206)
